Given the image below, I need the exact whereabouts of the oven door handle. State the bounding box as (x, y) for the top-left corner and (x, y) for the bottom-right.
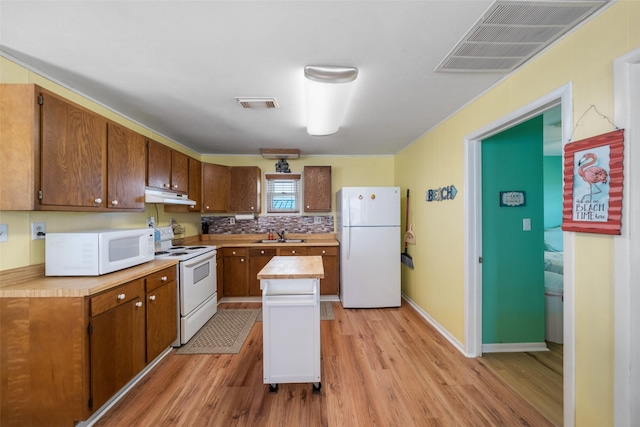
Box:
(181, 251), (216, 268)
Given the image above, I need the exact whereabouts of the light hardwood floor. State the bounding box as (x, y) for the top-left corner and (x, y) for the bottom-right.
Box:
(94, 301), (556, 426)
(480, 342), (563, 426)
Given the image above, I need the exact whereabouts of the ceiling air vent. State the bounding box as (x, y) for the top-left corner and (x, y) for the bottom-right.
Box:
(435, 0), (608, 73)
(236, 97), (279, 109)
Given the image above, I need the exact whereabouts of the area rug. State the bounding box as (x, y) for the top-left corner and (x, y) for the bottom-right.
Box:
(175, 309), (260, 355)
(255, 301), (335, 322)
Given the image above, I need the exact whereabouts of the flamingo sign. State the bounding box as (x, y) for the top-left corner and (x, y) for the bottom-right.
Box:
(562, 129), (624, 235)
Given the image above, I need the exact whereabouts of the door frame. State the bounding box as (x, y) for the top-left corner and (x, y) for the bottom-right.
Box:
(463, 83), (574, 423)
(613, 47), (640, 427)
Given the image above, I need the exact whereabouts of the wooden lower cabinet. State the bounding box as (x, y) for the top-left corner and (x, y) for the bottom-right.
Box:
(216, 249), (224, 299)
(308, 246), (339, 295)
(248, 248), (277, 296)
(89, 279), (146, 412)
(219, 245), (339, 297)
(145, 267), (178, 362)
(223, 248), (248, 296)
(0, 267), (178, 426)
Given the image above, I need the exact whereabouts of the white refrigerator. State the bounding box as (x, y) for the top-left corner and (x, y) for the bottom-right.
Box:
(336, 187), (401, 308)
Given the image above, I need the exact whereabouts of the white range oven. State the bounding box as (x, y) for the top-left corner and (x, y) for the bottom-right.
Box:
(154, 226), (217, 346)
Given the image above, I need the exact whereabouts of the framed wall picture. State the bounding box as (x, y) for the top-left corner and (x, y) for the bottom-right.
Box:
(562, 129), (624, 235)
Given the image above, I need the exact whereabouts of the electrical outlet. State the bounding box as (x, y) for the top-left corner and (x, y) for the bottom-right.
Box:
(229, 217), (236, 225)
(31, 222), (46, 240)
(0, 224), (7, 243)
(314, 216), (322, 224)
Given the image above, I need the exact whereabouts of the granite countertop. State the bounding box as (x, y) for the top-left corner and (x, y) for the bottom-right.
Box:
(198, 233), (339, 248)
(257, 256), (325, 279)
(0, 259), (179, 298)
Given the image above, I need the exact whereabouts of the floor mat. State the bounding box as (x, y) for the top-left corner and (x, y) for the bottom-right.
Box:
(175, 309), (259, 354)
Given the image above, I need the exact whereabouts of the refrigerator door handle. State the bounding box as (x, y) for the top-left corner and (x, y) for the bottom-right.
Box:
(346, 196), (351, 260)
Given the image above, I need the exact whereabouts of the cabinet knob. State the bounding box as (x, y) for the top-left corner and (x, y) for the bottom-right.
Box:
(241, 258), (245, 262)
(149, 295), (156, 301)
(291, 250), (296, 254)
(307, 205), (310, 209)
(232, 251), (236, 255)
(190, 205), (196, 209)
(260, 250), (265, 254)
(117, 293), (125, 300)
(322, 250), (326, 254)
(164, 183), (170, 188)
(94, 198), (102, 204)
(205, 205), (210, 209)
(135, 301), (143, 308)
(250, 206), (254, 210)
(111, 200), (119, 206)
(161, 276), (167, 281)
(172, 184), (178, 189)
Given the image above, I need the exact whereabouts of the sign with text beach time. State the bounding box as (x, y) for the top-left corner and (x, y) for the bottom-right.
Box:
(426, 185), (457, 202)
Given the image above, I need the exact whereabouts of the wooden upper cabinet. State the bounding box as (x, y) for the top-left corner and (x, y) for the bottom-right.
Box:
(229, 166), (261, 213)
(165, 157), (202, 213)
(304, 166), (332, 212)
(40, 89), (107, 208)
(146, 139), (189, 193)
(171, 150), (189, 193)
(107, 123), (146, 210)
(202, 163), (230, 212)
(146, 139), (172, 190)
(0, 84), (145, 212)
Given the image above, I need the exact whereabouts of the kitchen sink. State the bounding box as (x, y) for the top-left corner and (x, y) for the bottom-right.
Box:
(255, 239), (306, 244)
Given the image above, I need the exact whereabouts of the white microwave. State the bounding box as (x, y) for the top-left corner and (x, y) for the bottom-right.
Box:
(45, 228), (155, 276)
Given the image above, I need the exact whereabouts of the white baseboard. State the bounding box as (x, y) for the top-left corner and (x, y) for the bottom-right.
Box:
(78, 346), (173, 427)
(402, 294), (471, 357)
(482, 342), (549, 353)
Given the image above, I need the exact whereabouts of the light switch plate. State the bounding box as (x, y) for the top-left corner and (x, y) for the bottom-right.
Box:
(523, 218), (531, 231)
(0, 224), (7, 243)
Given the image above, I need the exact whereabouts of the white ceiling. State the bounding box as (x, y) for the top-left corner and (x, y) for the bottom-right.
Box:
(0, 1), (601, 157)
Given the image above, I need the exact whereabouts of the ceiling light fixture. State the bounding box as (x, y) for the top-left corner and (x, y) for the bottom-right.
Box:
(304, 65), (358, 136)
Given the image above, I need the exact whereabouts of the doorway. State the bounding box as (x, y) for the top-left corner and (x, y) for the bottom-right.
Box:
(463, 83), (574, 425)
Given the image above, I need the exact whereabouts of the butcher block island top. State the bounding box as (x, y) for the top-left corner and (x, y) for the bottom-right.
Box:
(0, 259), (179, 298)
(257, 256), (325, 280)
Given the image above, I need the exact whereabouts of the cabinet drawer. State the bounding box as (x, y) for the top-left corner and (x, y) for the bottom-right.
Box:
(308, 246), (338, 256)
(91, 279), (145, 317)
(249, 248), (277, 257)
(146, 266), (177, 292)
(277, 246), (309, 256)
(224, 248), (248, 257)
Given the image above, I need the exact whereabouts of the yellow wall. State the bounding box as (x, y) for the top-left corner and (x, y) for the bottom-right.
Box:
(2, 2), (639, 424)
(0, 57), (394, 270)
(395, 2), (640, 425)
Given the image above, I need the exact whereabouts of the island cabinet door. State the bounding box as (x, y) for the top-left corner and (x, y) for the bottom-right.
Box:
(89, 280), (146, 412)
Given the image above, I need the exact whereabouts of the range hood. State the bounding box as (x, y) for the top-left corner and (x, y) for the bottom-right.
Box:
(144, 189), (196, 206)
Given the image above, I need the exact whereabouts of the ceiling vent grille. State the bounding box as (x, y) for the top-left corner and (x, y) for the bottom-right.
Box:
(435, 0), (608, 73)
(236, 97), (279, 109)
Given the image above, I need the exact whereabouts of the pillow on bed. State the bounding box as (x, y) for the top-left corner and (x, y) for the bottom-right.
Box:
(545, 271), (564, 290)
(544, 227), (563, 252)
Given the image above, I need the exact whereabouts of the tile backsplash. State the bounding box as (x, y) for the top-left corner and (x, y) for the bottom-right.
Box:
(202, 215), (334, 235)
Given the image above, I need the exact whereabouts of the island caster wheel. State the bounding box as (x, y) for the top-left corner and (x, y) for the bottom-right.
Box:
(312, 382), (322, 394)
(269, 384), (278, 393)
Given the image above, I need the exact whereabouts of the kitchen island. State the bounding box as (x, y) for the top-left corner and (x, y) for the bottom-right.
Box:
(258, 256), (324, 393)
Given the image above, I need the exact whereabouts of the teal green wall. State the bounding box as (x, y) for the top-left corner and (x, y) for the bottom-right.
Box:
(481, 116), (545, 344)
(543, 156), (563, 228)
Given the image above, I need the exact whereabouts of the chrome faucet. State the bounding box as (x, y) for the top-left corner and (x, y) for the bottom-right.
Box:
(276, 230), (286, 240)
